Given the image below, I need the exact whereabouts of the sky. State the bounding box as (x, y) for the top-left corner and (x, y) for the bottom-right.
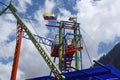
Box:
(0, 0), (120, 79)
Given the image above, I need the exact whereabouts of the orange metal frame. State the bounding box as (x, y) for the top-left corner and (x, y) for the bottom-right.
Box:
(51, 45), (83, 57)
(51, 45), (83, 71)
(10, 21), (23, 80)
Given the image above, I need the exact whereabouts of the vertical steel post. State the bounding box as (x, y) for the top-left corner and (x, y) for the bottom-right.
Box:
(10, 21), (23, 80)
(63, 22), (66, 72)
(78, 24), (83, 69)
(59, 21), (63, 71)
(74, 23), (80, 70)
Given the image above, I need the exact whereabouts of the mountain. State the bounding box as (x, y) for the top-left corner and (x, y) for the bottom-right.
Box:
(94, 42), (120, 70)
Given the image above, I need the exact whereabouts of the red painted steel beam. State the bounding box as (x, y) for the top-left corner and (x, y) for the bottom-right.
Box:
(10, 21), (23, 80)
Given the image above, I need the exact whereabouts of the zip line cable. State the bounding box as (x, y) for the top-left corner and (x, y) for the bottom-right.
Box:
(0, 2), (7, 7)
(81, 28), (97, 50)
(0, 0), (14, 7)
(80, 28), (97, 66)
(0, 1), (14, 14)
(80, 27), (98, 46)
(82, 38), (93, 66)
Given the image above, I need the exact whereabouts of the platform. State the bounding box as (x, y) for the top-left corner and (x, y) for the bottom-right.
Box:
(62, 65), (120, 80)
(51, 45), (83, 57)
(26, 76), (55, 80)
(27, 65), (120, 80)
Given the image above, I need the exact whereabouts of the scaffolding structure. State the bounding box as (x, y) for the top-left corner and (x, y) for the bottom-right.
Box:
(0, 2), (120, 80)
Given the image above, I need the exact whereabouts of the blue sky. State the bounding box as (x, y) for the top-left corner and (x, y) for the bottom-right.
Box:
(0, 0), (120, 79)
(0, 56), (13, 64)
(98, 36), (120, 54)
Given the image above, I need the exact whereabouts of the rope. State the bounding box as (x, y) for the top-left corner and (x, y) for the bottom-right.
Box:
(0, 2), (7, 6)
(80, 27), (98, 46)
(82, 38), (93, 66)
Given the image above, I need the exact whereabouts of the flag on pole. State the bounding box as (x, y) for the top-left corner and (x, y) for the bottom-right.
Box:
(69, 17), (77, 22)
(43, 13), (56, 20)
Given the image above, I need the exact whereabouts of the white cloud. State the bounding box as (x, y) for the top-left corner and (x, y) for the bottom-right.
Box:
(16, 0), (32, 13)
(0, 62), (25, 80)
(19, 1), (57, 78)
(0, 62), (12, 80)
(18, 39), (51, 79)
(34, 8), (49, 36)
(0, 12), (51, 79)
(57, 8), (72, 21)
(33, 0), (56, 36)
(0, 14), (16, 57)
(1, 0), (120, 79)
(0, 13), (26, 79)
(44, 0), (55, 13)
(74, 0), (120, 68)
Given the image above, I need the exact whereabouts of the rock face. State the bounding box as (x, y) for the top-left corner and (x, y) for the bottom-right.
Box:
(95, 42), (120, 70)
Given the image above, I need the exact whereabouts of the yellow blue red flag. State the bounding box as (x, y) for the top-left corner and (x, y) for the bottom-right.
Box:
(43, 13), (56, 20)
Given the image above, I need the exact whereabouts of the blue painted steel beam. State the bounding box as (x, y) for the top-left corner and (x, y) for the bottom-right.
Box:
(26, 76), (55, 80)
(64, 33), (82, 38)
(62, 65), (120, 80)
(23, 33), (54, 46)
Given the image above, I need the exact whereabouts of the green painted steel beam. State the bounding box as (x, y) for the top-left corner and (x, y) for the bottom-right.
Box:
(74, 23), (80, 70)
(59, 21), (63, 71)
(0, 5), (9, 15)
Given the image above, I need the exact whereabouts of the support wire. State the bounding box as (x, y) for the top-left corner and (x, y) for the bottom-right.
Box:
(82, 38), (93, 66)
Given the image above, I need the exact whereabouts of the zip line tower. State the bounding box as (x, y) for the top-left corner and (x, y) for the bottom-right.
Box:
(45, 18), (83, 72)
(1, 1), (120, 80)
(0, 3), (83, 80)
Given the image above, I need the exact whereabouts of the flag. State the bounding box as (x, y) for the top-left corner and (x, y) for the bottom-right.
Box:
(69, 17), (77, 22)
(43, 13), (56, 20)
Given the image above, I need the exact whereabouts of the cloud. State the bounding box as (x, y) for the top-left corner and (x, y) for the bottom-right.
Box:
(0, 14), (16, 57)
(0, 13), (26, 80)
(33, 8), (49, 36)
(0, 62), (12, 80)
(44, 0), (55, 13)
(18, 1), (56, 79)
(33, 0), (56, 36)
(1, 0), (120, 79)
(74, 0), (120, 68)
(0, 61), (25, 80)
(18, 39), (51, 79)
(0, 12), (51, 79)
(15, 0), (56, 79)
(15, 0), (32, 13)
(57, 8), (72, 21)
